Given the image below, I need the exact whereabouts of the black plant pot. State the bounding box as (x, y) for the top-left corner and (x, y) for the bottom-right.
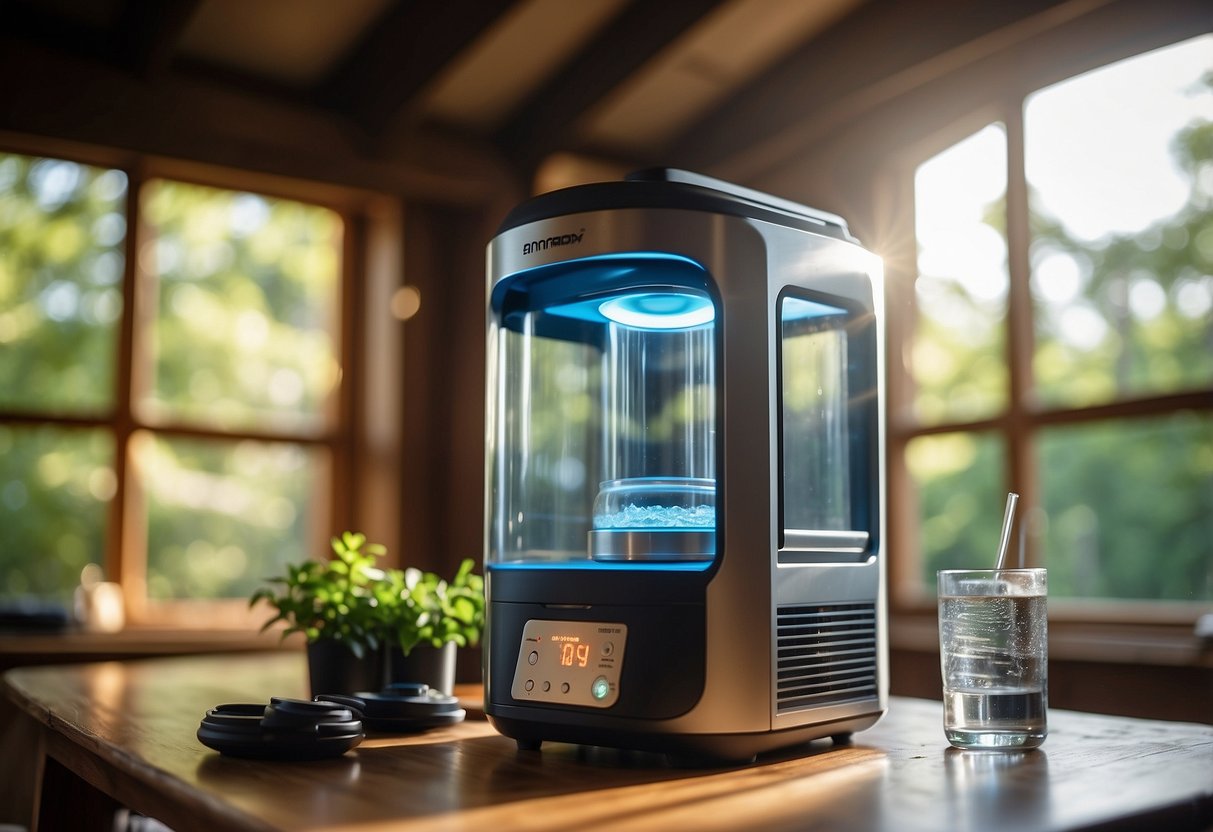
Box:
(306, 639), (384, 696)
(385, 642), (457, 694)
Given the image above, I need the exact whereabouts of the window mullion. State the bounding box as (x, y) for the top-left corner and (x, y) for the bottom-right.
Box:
(333, 210), (362, 537)
(1003, 100), (1038, 566)
(108, 159), (146, 603)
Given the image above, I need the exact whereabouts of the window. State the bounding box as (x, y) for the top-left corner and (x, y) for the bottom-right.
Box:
(0, 149), (351, 626)
(900, 33), (1213, 611)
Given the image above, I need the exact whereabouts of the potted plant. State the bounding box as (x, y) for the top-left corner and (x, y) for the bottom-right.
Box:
(250, 531), (389, 696)
(379, 558), (485, 694)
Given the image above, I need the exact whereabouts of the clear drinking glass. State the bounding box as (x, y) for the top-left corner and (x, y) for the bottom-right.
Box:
(938, 568), (1048, 749)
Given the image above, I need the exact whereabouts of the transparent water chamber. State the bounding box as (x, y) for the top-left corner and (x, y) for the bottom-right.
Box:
(487, 254), (717, 566)
(779, 293), (872, 556)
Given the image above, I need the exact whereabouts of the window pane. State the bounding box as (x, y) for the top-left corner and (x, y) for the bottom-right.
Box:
(913, 124), (1009, 425)
(134, 432), (327, 600)
(907, 431), (1006, 588)
(1037, 413), (1213, 602)
(138, 181), (342, 433)
(0, 425), (112, 602)
(0, 153), (127, 414)
(1026, 34), (1213, 408)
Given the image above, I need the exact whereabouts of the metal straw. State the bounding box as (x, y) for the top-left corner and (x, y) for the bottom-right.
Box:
(994, 492), (1020, 570)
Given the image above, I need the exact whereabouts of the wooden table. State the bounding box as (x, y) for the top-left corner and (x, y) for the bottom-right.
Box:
(5, 652), (1212, 831)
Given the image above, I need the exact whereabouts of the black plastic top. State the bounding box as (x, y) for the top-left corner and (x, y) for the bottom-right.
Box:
(495, 168), (856, 243)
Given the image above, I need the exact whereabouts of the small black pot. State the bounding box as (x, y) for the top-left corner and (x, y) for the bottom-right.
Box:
(385, 642), (457, 694)
(306, 639), (385, 696)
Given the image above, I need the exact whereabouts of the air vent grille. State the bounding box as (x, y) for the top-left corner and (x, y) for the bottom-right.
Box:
(776, 602), (878, 713)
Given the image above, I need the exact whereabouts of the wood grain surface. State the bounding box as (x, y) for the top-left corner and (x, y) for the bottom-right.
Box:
(5, 652), (1212, 831)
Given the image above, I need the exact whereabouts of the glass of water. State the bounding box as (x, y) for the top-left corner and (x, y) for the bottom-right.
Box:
(938, 568), (1048, 750)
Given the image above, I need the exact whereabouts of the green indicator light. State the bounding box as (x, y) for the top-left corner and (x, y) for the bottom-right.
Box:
(591, 676), (610, 700)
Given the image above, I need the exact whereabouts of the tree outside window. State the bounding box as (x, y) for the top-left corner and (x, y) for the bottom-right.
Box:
(904, 34), (1212, 608)
(0, 154), (345, 622)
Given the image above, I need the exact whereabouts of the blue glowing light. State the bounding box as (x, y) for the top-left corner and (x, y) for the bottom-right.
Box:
(599, 292), (715, 330)
(488, 560), (712, 573)
(781, 296), (848, 321)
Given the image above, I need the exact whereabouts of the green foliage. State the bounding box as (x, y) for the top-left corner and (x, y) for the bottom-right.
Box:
(0, 155), (124, 598)
(140, 180), (340, 432)
(249, 531), (387, 657)
(1029, 116), (1213, 406)
(1021, 103), (1213, 600)
(0, 425), (110, 599)
(143, 435), (317, 601)
(0, 155), (125, 414)
(911, 432), (1006, 578)
(378, 557), (486, 656)
(914, 71), (1213, 601)
(250, 532), (485, 657)
(1037, 415), (1213, 601)
(0, 158), (338, 604)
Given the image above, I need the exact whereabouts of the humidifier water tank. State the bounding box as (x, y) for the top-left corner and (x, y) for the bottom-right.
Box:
(483, 169), (886, 761)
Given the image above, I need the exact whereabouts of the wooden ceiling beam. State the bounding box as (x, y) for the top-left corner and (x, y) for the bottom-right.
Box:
(495, 0), (729, 175)
(0, 36), (511, 204)
(318, 0), (515, 137)
(665, 0), (1082, 174)
(2, 0), (112, 63)
(3, 0), (202, 79)
(110, 0), (204, 78)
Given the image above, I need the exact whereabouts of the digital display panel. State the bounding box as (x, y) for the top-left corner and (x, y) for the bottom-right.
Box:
(511, 620), (627, 708)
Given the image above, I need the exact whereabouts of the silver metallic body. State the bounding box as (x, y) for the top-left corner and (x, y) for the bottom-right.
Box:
(487, 203), (887, 744)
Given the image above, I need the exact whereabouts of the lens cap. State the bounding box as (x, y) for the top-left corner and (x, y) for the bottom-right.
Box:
(197, 699), (363, 760)
(315, 683), (466, 732)
(198, 683), (465, 758)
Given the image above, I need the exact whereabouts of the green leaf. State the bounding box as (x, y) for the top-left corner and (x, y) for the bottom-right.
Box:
(452, 597), (476, 623)
(247, 529), (484, 655)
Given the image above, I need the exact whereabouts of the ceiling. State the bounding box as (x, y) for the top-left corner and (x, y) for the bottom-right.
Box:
(7, 0), (1193, 198)
(2, 0), (868, 181)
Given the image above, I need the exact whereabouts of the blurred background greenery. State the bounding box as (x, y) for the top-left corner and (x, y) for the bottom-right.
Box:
(911, 48), (1212, 601)
(0, 156), (339, 606)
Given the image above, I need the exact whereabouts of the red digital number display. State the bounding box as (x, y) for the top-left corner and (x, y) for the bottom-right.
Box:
(559, 640), (591, 668)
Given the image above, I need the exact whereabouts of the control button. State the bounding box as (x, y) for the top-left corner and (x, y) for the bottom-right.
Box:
(542, 681), (551, 692)
(602, 642), (614, 658)
(528, 651), (538, 665)
(592, 676), (610, 701)
(524, 679), (534, 692)
(561, 682), (570, 694)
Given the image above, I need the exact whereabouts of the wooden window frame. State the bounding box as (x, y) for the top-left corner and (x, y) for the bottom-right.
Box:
(884, 40), (1213, 633)
(0, 131), (402, 629)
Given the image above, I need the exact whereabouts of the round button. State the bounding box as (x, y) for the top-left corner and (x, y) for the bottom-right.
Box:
(560, 682), (570, 694)
(524, 679), (534, 691)
(591, 676), (610, 701)
(528, 651), (538, 665)
(602, 642), (615, 657)
(542, 681), (551, 692)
